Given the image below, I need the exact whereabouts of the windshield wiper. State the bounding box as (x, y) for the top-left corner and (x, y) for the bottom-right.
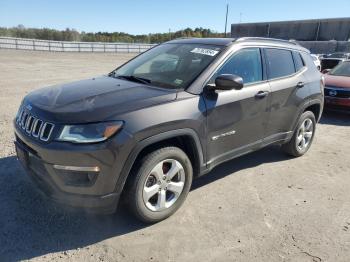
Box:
(116, 75), (152, 85)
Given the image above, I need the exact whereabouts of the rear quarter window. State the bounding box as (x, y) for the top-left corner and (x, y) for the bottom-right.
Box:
(265, 48), (296, 79)
(301, 52), (319, 73)
(292, 51), (305, 72)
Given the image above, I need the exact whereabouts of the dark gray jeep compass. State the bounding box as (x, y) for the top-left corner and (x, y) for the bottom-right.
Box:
(14, 37), (324, 223)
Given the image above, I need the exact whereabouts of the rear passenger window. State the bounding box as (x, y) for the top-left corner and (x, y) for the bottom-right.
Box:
(214, 48), (263, 84)
(265, 49), (295, 79)
(292, 51), (304, 71)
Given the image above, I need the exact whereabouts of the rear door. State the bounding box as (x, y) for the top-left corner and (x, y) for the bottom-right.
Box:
(263, 48), (309, 142)
(203, 47), (271, 166)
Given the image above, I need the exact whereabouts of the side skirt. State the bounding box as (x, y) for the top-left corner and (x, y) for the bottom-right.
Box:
(199, 131), (293, 177)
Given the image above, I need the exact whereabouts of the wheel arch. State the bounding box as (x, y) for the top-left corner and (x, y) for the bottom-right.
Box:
(303, 101), (322, 122)
(291, 99), (323, 132)
(115, 128), (205, 195)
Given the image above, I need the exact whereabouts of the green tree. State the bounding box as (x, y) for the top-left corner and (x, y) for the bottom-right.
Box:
(0, 26), (225, 43)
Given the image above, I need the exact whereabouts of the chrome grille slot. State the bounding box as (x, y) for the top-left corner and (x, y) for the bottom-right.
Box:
(32, 119), (43, 138)
(21, 112), (29, 129)
(25, 116), (35, 134)
(40, 122), (54, 142)
(17, 108), (24, 124)
(15, 107), (55, 142)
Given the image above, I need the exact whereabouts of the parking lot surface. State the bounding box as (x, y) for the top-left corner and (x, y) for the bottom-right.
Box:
(0, 50), (350, 262)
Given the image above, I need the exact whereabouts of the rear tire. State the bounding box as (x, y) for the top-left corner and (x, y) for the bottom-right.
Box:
(126, 147), (193, 223)
(282, 111), (316, 157)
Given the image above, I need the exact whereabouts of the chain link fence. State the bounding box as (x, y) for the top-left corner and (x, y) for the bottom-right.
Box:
(0, 37), (156, 53)
(2, 36), (349, 55)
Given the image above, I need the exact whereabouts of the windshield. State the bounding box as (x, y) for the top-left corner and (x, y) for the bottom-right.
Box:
(330, 61), (350, 77)
(110, 43), (223, 89)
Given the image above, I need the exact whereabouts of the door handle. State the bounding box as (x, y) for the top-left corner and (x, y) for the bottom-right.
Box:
(296, 82), (305, 88)
(255, 91), (269, 99)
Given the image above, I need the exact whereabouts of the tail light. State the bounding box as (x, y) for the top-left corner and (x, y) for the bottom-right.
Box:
(321, 75), (325, 87)
(321, 75), (325, 96)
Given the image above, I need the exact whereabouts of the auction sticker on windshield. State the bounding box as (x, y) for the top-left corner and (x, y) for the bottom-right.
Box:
(191, 48), (219, 56)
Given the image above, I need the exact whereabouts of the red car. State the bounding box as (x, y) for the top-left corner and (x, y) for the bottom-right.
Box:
(323, 61), (350, 112)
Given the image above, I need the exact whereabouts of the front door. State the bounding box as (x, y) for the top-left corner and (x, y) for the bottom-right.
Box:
(203, 48), (271, 167)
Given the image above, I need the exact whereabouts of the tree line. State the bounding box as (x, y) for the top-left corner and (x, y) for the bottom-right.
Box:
(0, 25), (226, 43)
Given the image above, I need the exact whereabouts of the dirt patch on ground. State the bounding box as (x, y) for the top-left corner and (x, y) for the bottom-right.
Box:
(0, 50), (350, 262)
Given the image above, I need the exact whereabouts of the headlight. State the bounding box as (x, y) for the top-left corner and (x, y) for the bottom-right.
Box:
(57, 121), (123, 143)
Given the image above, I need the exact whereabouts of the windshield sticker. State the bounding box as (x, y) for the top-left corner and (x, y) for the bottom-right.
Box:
(190, 48), (219, 57)
(174, 79), (183, 85)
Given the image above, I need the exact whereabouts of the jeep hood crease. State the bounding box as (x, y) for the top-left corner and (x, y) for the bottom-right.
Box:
(23, 76), (178, 123)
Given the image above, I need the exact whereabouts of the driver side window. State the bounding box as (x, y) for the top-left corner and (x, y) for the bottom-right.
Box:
(211, 48), (263, 85)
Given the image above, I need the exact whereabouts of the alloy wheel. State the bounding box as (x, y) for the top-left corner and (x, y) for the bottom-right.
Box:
(296, 118), (314, 151)
(142, 159), (185, 212)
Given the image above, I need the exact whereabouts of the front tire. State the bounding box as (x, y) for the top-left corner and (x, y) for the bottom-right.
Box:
(126, 147), (193, 223)
(282, 111), (316, 157)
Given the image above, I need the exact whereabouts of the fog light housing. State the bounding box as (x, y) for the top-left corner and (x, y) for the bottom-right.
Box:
(53, 165), (100, 186)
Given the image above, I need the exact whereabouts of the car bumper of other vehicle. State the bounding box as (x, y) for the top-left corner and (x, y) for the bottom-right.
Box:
(324, 96), (350, 111)
(14, 125), (133, 214)
(324, 86), (350, 111)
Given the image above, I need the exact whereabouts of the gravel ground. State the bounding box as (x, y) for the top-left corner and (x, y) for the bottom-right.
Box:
(0, 49), (350, 262)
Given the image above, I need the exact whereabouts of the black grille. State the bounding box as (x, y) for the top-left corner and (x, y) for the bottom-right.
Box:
(16, 107), (55, 142)
(325, 87), (350, 99)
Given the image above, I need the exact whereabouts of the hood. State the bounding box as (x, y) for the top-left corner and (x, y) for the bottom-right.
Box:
(324, 74), (350, 89)
(24, 76), (178, 123)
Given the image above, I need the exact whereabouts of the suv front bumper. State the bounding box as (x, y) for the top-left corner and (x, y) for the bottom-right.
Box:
(14, 125), (133, 214)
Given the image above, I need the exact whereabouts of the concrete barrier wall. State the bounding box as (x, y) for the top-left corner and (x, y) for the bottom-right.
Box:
(231, 18), (350, 41)
(0, 37), (156, 53)
(297, 41), (350, 54)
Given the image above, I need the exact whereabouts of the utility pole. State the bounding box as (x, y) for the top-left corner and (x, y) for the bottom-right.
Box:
(224, 4), (229, 37)
(169, 28), (171, 40)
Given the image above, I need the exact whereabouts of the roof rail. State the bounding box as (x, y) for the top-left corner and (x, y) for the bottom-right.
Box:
(236, 37), (299, 46)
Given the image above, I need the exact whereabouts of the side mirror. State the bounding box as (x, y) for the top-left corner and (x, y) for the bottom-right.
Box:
(322, 69), (331, 74)
(211, 74), (244, 91)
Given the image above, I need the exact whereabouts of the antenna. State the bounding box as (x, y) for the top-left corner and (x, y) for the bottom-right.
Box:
(224, 4), (229, 37)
